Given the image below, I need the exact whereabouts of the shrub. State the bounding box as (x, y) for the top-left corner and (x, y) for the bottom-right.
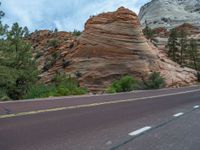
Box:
(25, 74), (87, 99)
(48, 39), (60, 48)
(197, 72), (200, 82)
(24, 84), (56, 99)
(52, 52), (60, 60)
(144, 72), (165, 89)
(0, 89), (10, 101)
(35, 51), (43, 59)
(62, 59), (70, 68)
(72, 29), (81, 36)
(43, 58), (54, 72)
(75, 71), (82, 78)
(106, 75), (138, 93)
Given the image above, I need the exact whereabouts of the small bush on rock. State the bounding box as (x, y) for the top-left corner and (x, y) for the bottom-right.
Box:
(106, 75), (138, 93)
(197, 72), (200, 82)
(144, 72), (165, 89)
(25, 73), (87, 99)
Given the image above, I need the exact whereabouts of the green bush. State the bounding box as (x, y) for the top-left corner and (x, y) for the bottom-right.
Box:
(197, 72), (200, 82)
(52, 52), (60, 60)
(144, 72), (165, 89)
(106, 75), (138, 93)
(35, 52), (42, 59)
(72, 29), (81, 36)
(48, 39), (60, 48)
(0, 89), (10, 101)
(25, 74), (87, 99)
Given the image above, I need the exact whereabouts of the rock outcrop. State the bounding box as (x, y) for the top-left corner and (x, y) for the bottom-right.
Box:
(139, 0), (200, 29)
(30, 7), (197, 92)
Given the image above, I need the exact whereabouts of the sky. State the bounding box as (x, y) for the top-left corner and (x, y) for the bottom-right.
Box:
(1, 0), (149, 32)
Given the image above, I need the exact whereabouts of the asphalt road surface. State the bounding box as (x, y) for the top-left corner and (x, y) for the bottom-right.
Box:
(0, 86), (200, 150)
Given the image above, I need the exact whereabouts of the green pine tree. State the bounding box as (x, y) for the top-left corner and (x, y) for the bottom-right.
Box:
(167, 28), (179, 62)
(0, 8), (38, 100)
(143, 21), (154, 40)
(179, 30), (188, 66)
(187, 38), (199, 70)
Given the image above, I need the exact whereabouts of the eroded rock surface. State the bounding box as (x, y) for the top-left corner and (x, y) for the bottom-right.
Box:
(30, 7), (197, 92)
(139, 0), (200, 29)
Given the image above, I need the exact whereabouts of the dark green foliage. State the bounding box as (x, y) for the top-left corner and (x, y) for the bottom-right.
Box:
(197, 72), (200, 82)
(48, 39), (60, 48)
(144, 72), (165, 89)
(35, 51), (42, 59)
(43, 57), (54, 72)
(143, 22), (154, 40)
(166, 28), (200, 71)
(187, 38), (199, 70)
(0, 22), (38, 100)
(62, 59), (70, 68)
(75, 71), (82, 78)
(54, 28), (58, 33)
(167, 28), (179, 62)
(179, 30), (188, 65)
(72, 29), (81, 36)
(52, 51), (60, 60)
(106, 75), (138, 93)
(25, 74), (87, 99)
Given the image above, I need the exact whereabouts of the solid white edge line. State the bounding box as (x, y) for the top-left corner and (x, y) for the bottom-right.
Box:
(129, 126), (152, 136)
(173, 112), (184, 117)
(194, 105), (200, 109)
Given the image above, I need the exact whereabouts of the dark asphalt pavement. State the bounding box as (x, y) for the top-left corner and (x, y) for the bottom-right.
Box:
(0, 86), (200, 150)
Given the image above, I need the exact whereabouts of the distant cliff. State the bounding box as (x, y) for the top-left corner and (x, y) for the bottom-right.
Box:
(139, 0), (200, 29)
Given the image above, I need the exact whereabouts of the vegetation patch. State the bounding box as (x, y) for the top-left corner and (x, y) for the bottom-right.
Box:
(25, 73), (88, 99)
(106, 75), (138, 93)
(144, 72), (166, 89)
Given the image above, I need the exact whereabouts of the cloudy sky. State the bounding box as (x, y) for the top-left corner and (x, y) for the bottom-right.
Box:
(1, 0), (149, 31)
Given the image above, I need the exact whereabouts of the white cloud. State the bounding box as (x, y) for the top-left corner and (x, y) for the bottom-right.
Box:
(1, 0), (149, 31)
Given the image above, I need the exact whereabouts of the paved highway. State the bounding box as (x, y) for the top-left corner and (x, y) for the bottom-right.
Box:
(0, 86), (200, 150)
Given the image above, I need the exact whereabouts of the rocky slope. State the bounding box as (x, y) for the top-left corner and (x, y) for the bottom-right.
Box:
(30, 7), (197, 92)
(139, 0), (200, 29)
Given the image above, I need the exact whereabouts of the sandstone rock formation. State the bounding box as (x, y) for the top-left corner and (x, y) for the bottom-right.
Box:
(30, 7), (197, 92)
(139, 0), (200, 29)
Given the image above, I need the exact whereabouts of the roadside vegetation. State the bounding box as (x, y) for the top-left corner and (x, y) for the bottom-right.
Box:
(0, 3), (87, 101)
(0, 15), (38, 100)
(25, 73), (87, 99)
(106, 72), (166, 93)
(106, 75), (138, 93)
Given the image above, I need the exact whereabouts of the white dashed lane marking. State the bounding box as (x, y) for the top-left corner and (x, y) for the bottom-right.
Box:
(194, 105), (200, 109)
(129, 126), (152, 136)
(173, 112), (184, 117)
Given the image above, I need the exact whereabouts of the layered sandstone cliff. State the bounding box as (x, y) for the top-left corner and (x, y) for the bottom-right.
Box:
(30, 7), (197, 92)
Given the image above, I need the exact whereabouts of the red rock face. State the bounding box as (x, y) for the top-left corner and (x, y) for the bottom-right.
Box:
(30, 7), (197, 92)
(67, 7), (197, 91)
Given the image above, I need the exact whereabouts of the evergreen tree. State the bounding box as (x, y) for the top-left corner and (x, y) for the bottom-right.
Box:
(54, 28), (58, 33)
(179, 30), (188, 65)
(0, 8), (38, 100)
(143, 20), (154, 40)
(167, 28), (179, 62)
(187, 38), (199, 70)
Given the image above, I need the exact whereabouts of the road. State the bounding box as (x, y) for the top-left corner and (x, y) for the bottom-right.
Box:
(0, 86), (200, 150)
